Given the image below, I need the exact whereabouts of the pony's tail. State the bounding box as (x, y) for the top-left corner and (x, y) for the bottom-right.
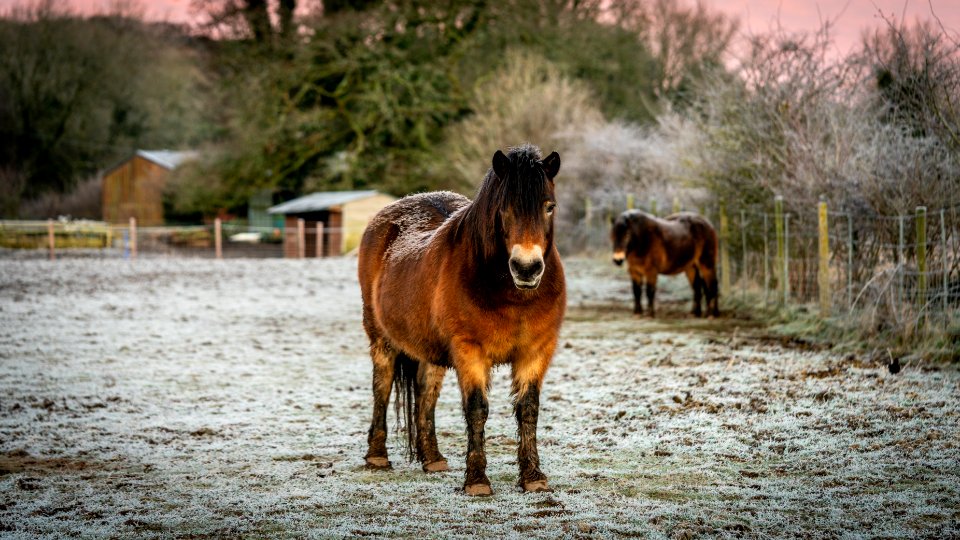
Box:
(393, 354), (418, 463)
(698, 220), (719, 270)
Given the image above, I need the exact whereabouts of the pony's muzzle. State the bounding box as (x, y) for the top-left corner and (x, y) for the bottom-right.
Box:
(509, 245), (545, 289)
(612, 251), (625, 266)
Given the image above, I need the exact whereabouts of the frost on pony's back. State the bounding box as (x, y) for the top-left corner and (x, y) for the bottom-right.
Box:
(357, 144), (565, 496)
(370, 191), (467, 262)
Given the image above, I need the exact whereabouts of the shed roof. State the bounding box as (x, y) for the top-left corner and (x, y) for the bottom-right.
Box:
(101, 149), (199, 177)
(268, 190), (381, 215)
(136, 150), (199, 170)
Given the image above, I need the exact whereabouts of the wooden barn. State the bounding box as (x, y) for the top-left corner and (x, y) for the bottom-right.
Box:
(101, 150), (198, 226)
(268, 190), (396, 257)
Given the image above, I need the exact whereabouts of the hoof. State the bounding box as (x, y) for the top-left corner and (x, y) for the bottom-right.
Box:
(422, 459), (449, 473)
(464, 483), (493, 497)
(364, 456), (391, 469)
(522, 480), (552, 493)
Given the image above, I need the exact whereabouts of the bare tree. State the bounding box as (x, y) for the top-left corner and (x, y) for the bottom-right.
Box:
(863, 19), (960, 149)
(191, 0), (300, 43)
(609, 0), (738, 100)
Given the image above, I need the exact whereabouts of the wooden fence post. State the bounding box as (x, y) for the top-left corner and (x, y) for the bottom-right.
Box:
(784, 213), (790, 304)
(129, 217), (137, 260)
(818, 200), (830, 316)
(942, 209), (948, 314)
(673, 197), (681, 214)
(297, 218), (306, 259)
(649, 198), (657, 216)
(316, 222), (325, 258)
(898, 215), (905, 306)
(626, 194), (634, 210)
(214, 218), (223, 260)
(740, 209), (747, 298)
(774, 196), (785, 305)
(47, 219), (55, 261)
(847, 213), (854, 310)
(763, 212), (769, 304)
(916, 206), (927, 311)
(584, 197), (593, 240)
(719, 201), (730, 296)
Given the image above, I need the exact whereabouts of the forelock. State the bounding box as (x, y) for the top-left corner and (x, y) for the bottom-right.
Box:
(502, 144), (549, 215)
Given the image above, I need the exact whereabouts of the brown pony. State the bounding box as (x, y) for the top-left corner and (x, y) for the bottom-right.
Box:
(357, 144), (565, 496)
(610, 210), (719, 317)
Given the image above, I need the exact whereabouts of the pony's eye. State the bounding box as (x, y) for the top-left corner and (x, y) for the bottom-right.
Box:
(545, 203), (557, 215)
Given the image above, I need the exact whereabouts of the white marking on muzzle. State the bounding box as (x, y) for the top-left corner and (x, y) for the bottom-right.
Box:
(509, 244), (545, 288)
(612, 251), (626, 262)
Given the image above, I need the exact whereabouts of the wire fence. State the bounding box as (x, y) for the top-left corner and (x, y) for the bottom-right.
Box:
(5, 198), (960, 331)
(568, 194), (960, 331)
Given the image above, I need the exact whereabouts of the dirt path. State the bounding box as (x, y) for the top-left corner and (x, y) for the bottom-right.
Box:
(0, 256), (957, 538)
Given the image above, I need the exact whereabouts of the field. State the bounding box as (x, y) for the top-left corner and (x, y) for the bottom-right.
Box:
(1, 255), (958, 538)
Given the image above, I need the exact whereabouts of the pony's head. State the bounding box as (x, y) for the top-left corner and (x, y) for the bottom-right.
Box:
(467, 144), (561, 289)
(610, 210), (642, 266)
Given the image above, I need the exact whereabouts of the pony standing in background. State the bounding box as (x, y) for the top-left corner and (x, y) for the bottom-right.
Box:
(611, 210), (719, 318)
(358, 145), (565, 496)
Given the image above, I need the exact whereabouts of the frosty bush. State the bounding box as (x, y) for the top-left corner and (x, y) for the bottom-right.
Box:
(436, 49), (603, 192)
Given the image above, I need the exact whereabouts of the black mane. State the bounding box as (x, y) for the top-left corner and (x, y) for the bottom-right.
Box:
(458, 144), (551, 260)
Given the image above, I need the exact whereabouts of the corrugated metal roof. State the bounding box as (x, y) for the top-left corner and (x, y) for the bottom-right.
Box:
(136, 149), (199, 170)
(268, 190), (381, 214)
(100, 149), (200, 177)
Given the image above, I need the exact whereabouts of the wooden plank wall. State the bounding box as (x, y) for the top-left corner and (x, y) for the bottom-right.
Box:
(102, 156), (168, 226)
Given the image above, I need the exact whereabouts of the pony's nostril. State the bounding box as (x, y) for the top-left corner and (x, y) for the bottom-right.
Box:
(510, 258), (544, 280)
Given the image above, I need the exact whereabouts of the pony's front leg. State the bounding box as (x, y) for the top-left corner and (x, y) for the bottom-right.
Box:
(645, 270), (658, 317)
(513, 351), (553, 493)
(631, 279), (644, 315)
(453, 341), (492, 496)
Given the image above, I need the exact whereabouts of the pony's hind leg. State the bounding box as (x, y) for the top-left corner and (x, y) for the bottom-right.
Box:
(700, 266), (720, 317)
(512, 352), (553, 493)
(365, 339), (396, 469)
(686, 267), (703, 317)
(415, 362), (448, 472)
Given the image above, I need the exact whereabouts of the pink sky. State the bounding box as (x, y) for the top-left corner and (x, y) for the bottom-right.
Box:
(3, 0), (958, 55)
(726, 0), (959, 58)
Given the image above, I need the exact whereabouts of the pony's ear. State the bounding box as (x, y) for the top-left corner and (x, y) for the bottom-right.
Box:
(542, 151), (560, 179)
(492, 150), (510, 180)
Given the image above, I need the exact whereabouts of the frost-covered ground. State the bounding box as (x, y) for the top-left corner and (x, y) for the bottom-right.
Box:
(0, 255), (958, 539)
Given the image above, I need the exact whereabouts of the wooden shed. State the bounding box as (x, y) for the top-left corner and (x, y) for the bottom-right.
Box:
(268, 190), (396, 257)
(101, 150), (198, 226)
